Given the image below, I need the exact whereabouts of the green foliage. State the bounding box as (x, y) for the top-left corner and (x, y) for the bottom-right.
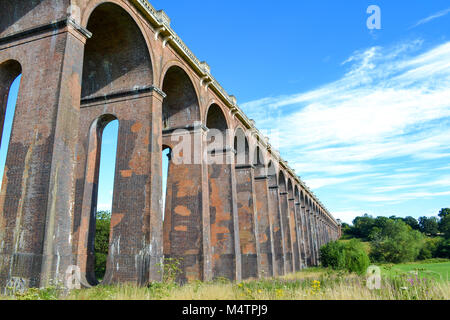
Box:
(370, 219), (424, 263)
(351, 214), (376, 240)
(436, 238), (450, 259)
(9, 283), (62, 300)
(157, 257), (184, 284)
(95, 211), (111, 280)
(320, 241), (346, 269)
(438, 208), (450, 218)
(403, 216), (420, 231)
(320, 239), (370, 275)
(418, 237), (441, 260)
(418, 216), (439, 236)
(438, 214), (450, 239)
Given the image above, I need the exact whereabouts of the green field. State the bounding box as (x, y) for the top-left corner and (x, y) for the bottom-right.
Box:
(380, 259), (450, 282)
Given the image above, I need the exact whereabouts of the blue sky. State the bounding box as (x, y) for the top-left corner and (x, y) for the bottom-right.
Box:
(2, 1), (450, 224)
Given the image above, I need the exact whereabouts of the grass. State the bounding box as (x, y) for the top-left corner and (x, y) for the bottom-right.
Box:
(380, 259), (450, 283)
(2, 263), (449, 300)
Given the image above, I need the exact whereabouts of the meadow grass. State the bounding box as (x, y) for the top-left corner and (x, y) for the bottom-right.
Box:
(2, 262), (449, 300)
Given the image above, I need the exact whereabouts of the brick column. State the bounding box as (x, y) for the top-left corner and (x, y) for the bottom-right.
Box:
(235, 164), (260, 279)
(288, 197), (300, 272)
(0, 20), (90, 290)
(295, 202), (306, 269)
(254, 169), (274, 278)
(279, 191), (291, 274)
(162, 123), (211, 283)
(208, 148), (241, 281)
(301, 206), (310, 268)
(268, 184), (284, 276)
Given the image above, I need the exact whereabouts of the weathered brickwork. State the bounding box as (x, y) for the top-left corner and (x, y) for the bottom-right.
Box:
(0, 0), (341, 290)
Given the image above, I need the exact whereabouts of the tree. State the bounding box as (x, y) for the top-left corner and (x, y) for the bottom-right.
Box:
(439, 214), (450, 239)
(438, 208), (450, 218)
(418, 216), (439, 236)
(370, 219), (424, 263)
(436, 238), (450, 258)
(352, 214), (376, 240)
(95, 210), (111, 280)
(402, 216), (420, 231)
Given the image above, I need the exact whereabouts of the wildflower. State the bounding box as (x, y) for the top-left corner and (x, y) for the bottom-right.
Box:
(275, 289), (284, 297)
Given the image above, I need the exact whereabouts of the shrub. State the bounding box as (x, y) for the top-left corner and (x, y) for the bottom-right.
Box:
(320, 240), (370, 275)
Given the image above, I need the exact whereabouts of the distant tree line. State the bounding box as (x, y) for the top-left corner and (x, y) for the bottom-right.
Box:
(338, 208), (450, 263)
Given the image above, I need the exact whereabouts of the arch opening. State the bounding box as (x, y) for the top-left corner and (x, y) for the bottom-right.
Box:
(94, 117), (118, 282)
(234, 128), (249, 166)
(78, 114), (118, 286)
(0, 60), (21, 191)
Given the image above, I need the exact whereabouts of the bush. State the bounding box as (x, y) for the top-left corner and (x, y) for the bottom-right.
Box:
(320, 240), (370, 275)
(369, 219), (424, 263)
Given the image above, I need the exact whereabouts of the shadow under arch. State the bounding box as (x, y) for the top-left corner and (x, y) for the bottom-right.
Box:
(81, 2), (153, 100)
(162, 65), (201, 130)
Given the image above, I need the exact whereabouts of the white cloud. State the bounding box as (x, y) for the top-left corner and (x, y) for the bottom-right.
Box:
(241, 40), (450, 214)
(410, 8), (450, 29)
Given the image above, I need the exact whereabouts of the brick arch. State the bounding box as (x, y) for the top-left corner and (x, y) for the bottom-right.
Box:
(160, 60), (201, 100)
(81, 0), (156, 72)
(267, 160), (278, 187)
(294, 185), (300, 202)
(234, 127), (249, 165)
(278, 170), (287, 193)
(287, 179), (294, 199)
(161, 65), (201, 130)
(81, 1), (154, 99)
(206, 103), (231, 154)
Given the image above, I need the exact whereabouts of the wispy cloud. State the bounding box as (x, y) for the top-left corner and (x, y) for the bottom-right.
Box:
(410, 7), (450, 29)
(241, 39), (450, 215)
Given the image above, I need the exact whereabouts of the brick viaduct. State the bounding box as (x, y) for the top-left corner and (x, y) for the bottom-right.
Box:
(0, 0), (341, 290)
